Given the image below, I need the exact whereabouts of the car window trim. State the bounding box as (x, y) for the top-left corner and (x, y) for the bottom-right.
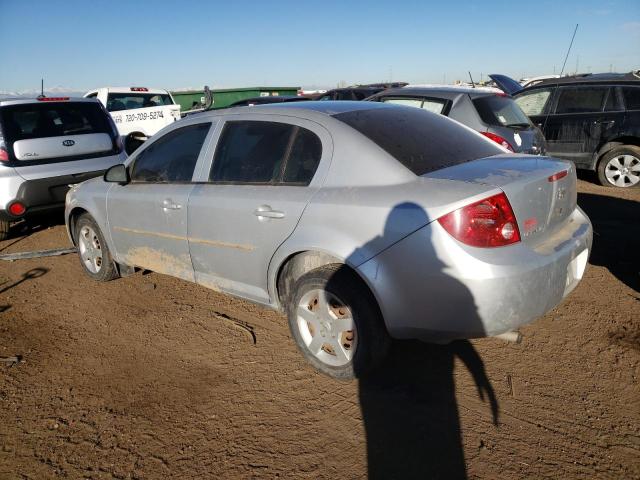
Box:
(128, 121), (212, 184)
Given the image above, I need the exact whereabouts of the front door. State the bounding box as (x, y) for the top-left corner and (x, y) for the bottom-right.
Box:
(107, 122), (213, 281)
(187, 117), (330, 304)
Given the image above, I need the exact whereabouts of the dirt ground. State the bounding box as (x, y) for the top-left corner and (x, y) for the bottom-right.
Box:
(0, 176), (638, 479)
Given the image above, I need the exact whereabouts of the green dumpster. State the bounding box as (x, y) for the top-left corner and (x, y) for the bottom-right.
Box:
(171, 86), (300, 111)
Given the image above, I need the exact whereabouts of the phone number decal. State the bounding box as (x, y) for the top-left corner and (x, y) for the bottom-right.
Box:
(113, 110), (164, 124)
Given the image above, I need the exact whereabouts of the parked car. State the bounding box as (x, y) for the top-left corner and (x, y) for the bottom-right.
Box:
(367, 85), (547, 154)
(0, 96), (126, 240)
(84, 87), (181, 154)
(65, 101), (592, 379)
(226, 95), (311, 107)
(491, 72), (640, 188)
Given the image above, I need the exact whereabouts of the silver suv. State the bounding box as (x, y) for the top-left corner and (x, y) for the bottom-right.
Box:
(0, 97), (126, 239)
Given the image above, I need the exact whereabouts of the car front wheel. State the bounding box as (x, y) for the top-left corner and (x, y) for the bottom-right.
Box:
(597, 145), (640, 188)
(287, 264), (391, 380)
(75, 214), (119, 282)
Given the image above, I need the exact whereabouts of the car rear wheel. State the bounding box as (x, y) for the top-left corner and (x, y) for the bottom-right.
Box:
(597, 146), (640, 188)
(0, 220), (9, 241)
(287, 264), (391, 380)
(75, 214), (119, 282)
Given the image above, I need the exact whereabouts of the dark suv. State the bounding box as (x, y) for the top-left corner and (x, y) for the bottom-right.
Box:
(493, 72), (640, 188)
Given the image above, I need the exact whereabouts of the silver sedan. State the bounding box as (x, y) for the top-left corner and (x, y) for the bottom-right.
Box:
(65, 102), (593, 379)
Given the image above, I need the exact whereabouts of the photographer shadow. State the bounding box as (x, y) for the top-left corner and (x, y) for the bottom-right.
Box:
(336, 202), (499, 479)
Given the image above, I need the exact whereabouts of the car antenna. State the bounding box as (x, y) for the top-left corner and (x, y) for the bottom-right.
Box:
(37, 78), (45, 99)
(542, 24), (578, 134)
(468, 71), (476, 88)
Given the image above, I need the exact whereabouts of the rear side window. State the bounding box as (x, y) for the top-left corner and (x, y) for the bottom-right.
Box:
(514, 89), (552, 116)
(131, 123), (210, 183)
(554, 86), (607, 114)
(106, 93), (173, 112)
(381, 97), (446, 114)
(334, 107), (503, 176)
(210, 121), (322, 185)
(622, 87), (640, 110)
(0, 102), (112, 142)
(473, 95), (531, 128)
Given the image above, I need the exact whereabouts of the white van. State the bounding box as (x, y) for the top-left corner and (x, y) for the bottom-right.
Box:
(84, 87), (181, 153)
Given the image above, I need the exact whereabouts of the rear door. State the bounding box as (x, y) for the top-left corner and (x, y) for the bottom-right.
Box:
(542, 85), (620, 166)
(107, 121), (214, 281)
(187, 116), (331, 304)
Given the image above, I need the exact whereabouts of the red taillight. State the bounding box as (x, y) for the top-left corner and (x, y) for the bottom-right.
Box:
(0, 148), (8, 162)
(130, 87), (148, 92)
(8, 202), (26, 216)
(37, 97), (69, 101)
(480, 131), (514, 152)
(437, 192), (521, 248)
(548, 170), (568, 182)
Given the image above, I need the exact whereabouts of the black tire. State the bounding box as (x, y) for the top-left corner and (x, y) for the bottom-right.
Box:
(287, 264), (391, 380)
(597, 145), (640, 188)
(75, 214), (119, 282)
(0, 219), (9, 241)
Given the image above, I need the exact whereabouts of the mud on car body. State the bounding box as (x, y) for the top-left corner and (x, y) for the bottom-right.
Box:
(0, 96), (126, 240)
(65, 101), (592, 379)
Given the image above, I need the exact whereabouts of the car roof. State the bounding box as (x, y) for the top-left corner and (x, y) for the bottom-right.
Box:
(372, 85), (500, 99)
(92, 87), (171, 94)
(195, 100), (394, 121)
(0, 97), (101, 107)
(528, 71), (640, 88)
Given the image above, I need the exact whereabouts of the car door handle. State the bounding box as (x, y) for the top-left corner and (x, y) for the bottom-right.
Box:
(593, 119), (615, 125)
(254, 205), (285, 219)
(162, 199), (182, 210)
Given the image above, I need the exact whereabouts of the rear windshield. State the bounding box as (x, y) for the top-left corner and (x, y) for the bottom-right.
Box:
(334, 107), (503, 175)
(0, 101), (112, 143)
(473, 94), (531, 128)
(106, 93), (173, 111)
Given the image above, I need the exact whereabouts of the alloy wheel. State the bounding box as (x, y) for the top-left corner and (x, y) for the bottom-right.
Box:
(605, 154), (640, 187)
(296, 289), (357, 367)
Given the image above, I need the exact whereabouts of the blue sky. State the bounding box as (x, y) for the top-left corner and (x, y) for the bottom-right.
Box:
(1, 0), (638, 93)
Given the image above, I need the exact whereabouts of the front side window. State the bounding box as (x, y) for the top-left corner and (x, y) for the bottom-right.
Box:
(210, 121), (322, 185)
(106, 93), (173, 112)
(514, 89), (552, 116)
(622, 86), (640, 110)
(554, 86), (608, 114)
(130, 123), (210, 183)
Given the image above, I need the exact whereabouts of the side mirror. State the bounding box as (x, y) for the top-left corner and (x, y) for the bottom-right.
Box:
(104, 164), (129, 184)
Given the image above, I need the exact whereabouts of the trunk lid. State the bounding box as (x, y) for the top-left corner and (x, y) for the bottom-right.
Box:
(488, 74), (524, 96)
(13, 133), (113, 161)
(425, 155), (577, 245)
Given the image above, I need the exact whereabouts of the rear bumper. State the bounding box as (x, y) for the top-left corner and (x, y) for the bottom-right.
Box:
(357, 207), (593, 341)
(0, 170), (105, 222)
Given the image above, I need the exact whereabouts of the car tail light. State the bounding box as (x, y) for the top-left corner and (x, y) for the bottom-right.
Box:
(130, 87), (148, 92)
(548, 170), (568, 182)
(36, 97), (70, 101)
(437, 192), (521, 247)
(8, 201), (26, 216)
(480, 131), (514, 152)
